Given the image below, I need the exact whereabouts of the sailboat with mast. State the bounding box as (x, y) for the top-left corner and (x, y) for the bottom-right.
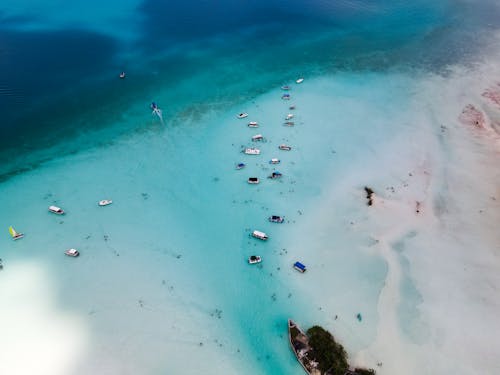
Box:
(9, 226), (24, 240)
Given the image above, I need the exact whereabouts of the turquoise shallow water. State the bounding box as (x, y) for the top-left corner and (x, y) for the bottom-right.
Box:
(1, 1), (500, 374)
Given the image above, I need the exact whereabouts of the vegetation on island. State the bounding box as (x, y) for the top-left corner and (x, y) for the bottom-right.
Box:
(305, 326), (376, 375)
(306, 326), (348, 375)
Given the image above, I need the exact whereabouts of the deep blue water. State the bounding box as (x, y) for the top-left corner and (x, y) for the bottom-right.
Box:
(2, 0), (495, 162)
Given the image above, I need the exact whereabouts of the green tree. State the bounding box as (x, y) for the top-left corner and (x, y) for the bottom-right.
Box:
(306, 326), (349, 375)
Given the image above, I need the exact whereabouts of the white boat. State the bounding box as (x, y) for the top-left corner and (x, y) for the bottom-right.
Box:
(65, 248), (80, 257)
(251, 134), (264, 141)
(48, 205), (65, 215)
(248, 121), (259, 127)
(296, 78), (304, 84)
(279, 144), (292, 151)
(119, 71), (126, 79)
(252, 230), (268, 240)
(8, 226), (24, 240)
(248, 177), (260, 184)
(244, 148), (261, 155)
(99, 200), (113, 206)
(248, 255), (262, 264)
(237, 113), (249, 119)
(269, 158), (280, 164)
(285, 114), (294, 120)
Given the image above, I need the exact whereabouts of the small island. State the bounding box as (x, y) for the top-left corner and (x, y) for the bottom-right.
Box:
(288, 320), (375, 375)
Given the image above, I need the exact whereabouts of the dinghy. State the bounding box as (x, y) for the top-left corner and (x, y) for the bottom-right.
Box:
(296, 78), (304, 84)
(8, 226), (24, 240)
(237, 113), (248, 119)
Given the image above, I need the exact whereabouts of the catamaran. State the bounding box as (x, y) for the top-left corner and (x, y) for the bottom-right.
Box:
(151, 102), (163, 122)
(9, 226), (24, 240)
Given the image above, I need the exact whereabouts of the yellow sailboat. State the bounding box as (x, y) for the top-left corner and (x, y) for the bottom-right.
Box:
(9, 226), (24, 240)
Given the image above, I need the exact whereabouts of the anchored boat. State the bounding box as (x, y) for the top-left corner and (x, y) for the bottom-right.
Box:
(244, 148), (261, 155)
(248, 177), (260, 184)
(248, 255), (262, 264)
(248, 121), (259, 127)
(293, 261), (307, 273)
(252, 230), (268, 240)
(251, 134), (264, 141)
(99, 200), (113, 206)
(268, 171), (282, 179)
(237, 113), (248, 119)
(288, 319), (320, 375)
(279, 144), (292, 151)
(65, 248), (80, 257)
(48, 205), (65, 215)
(268, 215), (285, 223)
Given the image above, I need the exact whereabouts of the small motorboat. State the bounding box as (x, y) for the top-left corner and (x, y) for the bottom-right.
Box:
(268, 215), (285, 223)
(289, 105), (296, 110)
(296, 78), (304, 84)
(236, 162), (246, 170)
(285, 114), (294, 120)
(293, 261), (306, 273)
(119, 71), (126, 79)
(237, 113), (249, 119)
(279, 144), (292, 151)
(248, 121), (259, 127)
(269, 158), (280, 164)
(65, 248), (80, 257)
(281, 94), (291, 100)
(244, 148), (261, 155)
(99, 200), (113, 206)
(248, 255), (262, 264)
(48, 205), (65, 215)
(252, 230), (268, 240)
(248, 177), (260, 184)
(251, 134), (264, 142)
(268, 171), (282, 179)
(281, 85), (291, 90)
(284, 121), (295, 126)
(8, 226), (24, 240)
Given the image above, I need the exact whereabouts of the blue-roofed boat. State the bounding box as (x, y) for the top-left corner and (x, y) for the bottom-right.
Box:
(293, 261), (306, 273)
(268, 171), (282, 179)
(236, 162), (246, 170)
(282, 93), (291, 100)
